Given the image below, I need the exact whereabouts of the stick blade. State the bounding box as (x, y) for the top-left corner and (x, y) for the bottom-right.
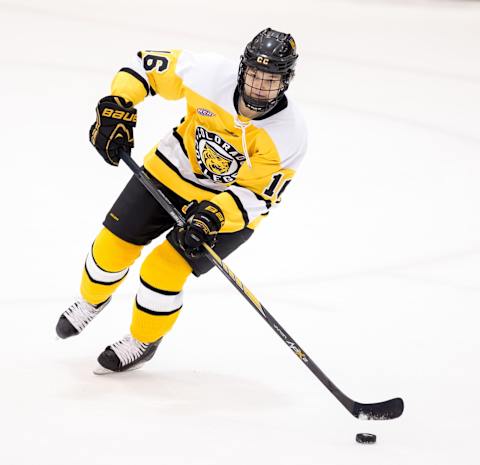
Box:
(352, 397), (404, 420)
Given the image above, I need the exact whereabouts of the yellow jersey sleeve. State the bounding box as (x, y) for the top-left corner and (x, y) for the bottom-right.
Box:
(212, 125), (305, 233)
(111, 49), (185, 105)
(212, 167), (295, 232)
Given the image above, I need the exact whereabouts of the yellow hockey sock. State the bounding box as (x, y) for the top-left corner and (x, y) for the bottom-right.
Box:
(80, 228), (143, 305)
(131, 240), (192, 342)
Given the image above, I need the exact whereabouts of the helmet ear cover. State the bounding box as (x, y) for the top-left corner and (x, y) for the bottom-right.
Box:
(238, 28), (298, 113)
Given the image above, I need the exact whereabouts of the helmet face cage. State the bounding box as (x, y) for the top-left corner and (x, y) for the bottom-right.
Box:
(238, 28), (298, 113)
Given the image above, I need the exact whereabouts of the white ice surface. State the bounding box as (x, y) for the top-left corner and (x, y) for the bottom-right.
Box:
(1, 1), (480, 464)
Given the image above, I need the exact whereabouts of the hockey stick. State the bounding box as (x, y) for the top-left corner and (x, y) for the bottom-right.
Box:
(120, 149), (404, 420)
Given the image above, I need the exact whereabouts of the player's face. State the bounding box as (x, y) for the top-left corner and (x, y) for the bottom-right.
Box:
(243, 67), (283, 103)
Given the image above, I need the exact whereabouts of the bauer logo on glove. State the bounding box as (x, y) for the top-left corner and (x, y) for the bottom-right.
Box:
(101, 107), (137, 122)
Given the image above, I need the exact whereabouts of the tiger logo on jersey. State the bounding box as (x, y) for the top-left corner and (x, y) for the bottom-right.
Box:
(202, 143), (230, 175)
(195, 126), (246, 183)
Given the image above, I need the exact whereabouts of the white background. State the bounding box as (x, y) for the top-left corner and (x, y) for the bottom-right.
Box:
(1, 0), (479, 464)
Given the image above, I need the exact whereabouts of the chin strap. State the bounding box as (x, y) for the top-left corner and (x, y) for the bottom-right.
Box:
(234, 116), (252, 168)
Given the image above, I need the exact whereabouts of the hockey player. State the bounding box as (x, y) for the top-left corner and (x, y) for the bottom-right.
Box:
(56, 28), (308, 373)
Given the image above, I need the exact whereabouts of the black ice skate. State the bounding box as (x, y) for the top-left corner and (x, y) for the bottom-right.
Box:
(94, 334), (162, 375)
(56, 297), (111, 339)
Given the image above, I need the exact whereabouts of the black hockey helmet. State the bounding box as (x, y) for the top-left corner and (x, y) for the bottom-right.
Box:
(238, 28), (298, 112)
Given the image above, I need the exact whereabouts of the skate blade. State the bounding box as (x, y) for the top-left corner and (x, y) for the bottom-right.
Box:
(93, 363), (145, 375)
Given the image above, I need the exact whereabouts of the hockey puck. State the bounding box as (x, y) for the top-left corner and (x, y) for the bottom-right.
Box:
(356, 433), (376, 444)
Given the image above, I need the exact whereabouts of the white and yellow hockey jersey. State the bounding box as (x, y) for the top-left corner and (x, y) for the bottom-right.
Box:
(110, 49), (308, 232)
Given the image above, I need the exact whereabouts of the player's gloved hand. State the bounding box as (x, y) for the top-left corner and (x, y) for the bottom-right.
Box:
(89, 95), (137, 166)
(176, 200), (225, 257)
